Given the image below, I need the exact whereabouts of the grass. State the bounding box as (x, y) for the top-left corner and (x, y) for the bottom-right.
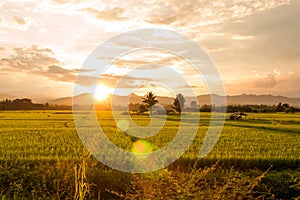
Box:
(0, 110), (299, 199)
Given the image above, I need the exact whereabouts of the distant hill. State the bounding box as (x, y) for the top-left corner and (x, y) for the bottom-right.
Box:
(49, 93), (175, 106)
(185, 94), (300, 107)
(0, 92), (52, 104)
(48, 93), (300, 107)
(0, 90), (53, 104)
(3, 91), (300, 107)
(48, 93), (94, 105)
(227, 94), (300, 106)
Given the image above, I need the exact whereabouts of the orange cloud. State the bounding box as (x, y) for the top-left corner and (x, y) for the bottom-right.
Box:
(83, 7), (127, 21)
(225, 70), (300, 97)
(0, 45), (78, 83)
(13, 17), (26, 25)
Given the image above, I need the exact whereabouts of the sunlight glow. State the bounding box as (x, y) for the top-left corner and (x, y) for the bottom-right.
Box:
(94, 84), (113, 101)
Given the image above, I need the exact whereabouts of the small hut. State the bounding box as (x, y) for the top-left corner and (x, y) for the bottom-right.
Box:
(230, 111), (248, 120)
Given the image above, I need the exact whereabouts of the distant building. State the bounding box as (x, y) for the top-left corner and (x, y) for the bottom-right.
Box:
(230, 112), (248, 120)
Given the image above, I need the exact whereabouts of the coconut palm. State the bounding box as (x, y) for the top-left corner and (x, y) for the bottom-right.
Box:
(142, 92), (159, 114)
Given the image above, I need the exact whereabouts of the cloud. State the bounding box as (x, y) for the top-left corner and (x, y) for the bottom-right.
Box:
(32, 65), (76, 82)
(51, 0), (82, 4)
(177, 84), (200, 89)
(273, 68), (281, 75)
(252, 74), (277, 89)
(225, 70), (300, 97)
(0, 47), (5, 53)
(111, 52), (181, 70)
(142, 0), (290, 27)
(231, 34), (254, 40)
(0, 0), (298, 98)
(212, 0), (300, 62)
(198, 0), (300, 84)
(271, 70), (300, 97)
(100, 74), (154, 88)
(46, 65), (76, 82)
(75, 75), (98, 86)
(13, 16), (26, 25)
(0, 46), (59, 71)
(0, 45), (78, 82)
(41, 0), (291, 29)
(83, 7), (127, 21)
(75, 73), (154, 88)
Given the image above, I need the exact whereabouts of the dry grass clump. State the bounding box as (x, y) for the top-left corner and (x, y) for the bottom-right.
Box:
(124, 162), (273, 200)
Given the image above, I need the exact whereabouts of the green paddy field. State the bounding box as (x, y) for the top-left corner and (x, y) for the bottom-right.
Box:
(0, 111), (299, 199)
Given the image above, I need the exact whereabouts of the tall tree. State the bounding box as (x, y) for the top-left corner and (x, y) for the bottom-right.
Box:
(173, 93), (186, 114)
(142, 91), (159, 114)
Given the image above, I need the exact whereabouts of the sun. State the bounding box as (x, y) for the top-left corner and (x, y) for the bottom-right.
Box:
(94, 84), (113, 101)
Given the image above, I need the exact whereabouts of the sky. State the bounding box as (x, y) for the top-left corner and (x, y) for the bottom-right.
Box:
(0, 0), (300, 99)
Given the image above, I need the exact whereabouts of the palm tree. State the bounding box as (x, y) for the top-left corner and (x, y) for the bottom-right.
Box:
(142, 92), (159, 114)
(173, 93), (185, 114)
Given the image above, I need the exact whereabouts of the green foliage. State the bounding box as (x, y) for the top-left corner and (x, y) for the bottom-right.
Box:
(173, 93), (186, 114)
(128, 103), (140, 112)
(138, 104), (148, 114)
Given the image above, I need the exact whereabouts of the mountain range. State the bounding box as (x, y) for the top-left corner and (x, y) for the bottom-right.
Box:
(1, 92), (300, 107)
(50, 93), (300, 107)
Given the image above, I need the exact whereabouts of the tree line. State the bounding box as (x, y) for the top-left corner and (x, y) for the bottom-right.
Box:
(128, 92), (185, 114)
(129, 92), (300, 114)
(0, 99), (71, 110)
(1, 95), (299, 113)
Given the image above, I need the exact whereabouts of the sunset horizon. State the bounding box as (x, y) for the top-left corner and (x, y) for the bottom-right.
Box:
(1, 1), (300, 99)
(1, 1), (300, 198)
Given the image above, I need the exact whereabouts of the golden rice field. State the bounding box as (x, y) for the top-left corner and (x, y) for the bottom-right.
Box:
(0, 111), (299, 199)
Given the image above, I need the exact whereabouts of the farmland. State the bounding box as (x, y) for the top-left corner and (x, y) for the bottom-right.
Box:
(0, 111), (299, 199)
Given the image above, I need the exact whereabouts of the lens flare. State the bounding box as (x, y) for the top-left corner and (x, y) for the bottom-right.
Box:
(131, 140), (155, 171)
(131, 140), (153, 154)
